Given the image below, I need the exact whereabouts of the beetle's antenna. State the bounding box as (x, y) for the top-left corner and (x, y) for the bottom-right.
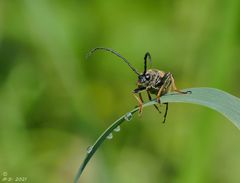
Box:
(87, 47), (140, 76)
(144, 52), (152, 74)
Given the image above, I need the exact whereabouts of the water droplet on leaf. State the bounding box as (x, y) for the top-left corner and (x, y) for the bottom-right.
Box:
(124, 112), (133, 121)
(114, 125), (121, 132)
(106, 133), (113, 139)
(87, 146), (93, 153)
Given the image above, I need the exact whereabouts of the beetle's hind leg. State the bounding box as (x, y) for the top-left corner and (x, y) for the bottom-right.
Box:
(171, 75), (192, 94)
(156, 72), (172, 103)
(147, 91), (161, 113)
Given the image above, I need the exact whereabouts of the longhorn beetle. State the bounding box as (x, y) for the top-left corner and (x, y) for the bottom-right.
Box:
(88, 47), (191, 123)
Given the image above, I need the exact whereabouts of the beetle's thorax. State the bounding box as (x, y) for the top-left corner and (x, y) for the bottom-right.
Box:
(137, 69), (165, 88)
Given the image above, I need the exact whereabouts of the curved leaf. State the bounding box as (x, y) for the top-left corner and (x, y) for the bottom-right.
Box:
(160, 87), (240, 128)
(74, 87), (240, 183)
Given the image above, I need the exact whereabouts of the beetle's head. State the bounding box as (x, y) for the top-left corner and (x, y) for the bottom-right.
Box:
(137, 72), (151, 87)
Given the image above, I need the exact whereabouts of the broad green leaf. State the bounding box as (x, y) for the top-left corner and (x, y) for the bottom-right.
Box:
(74, 87), (240, 183)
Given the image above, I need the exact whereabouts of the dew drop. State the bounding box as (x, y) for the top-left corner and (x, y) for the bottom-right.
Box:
(87, 146), (93, 153)
(124, 112), (133, 121)
(106, 133), (113, 140)
(114, 125), (121, 132)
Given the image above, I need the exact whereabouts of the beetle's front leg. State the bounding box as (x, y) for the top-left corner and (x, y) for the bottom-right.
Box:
(133, 87), (146, 115)
(133, 93), (143, 115)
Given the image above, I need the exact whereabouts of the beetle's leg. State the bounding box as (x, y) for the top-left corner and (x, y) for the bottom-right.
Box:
(139, 93), (144, 103)
(133, 86), (146, 94)
(163, 103), (169, 123)
(156, 86), (164, 103)
(133, 86), (146, 114)
(156, 73), (172, 103)
(138, 93), (144, 115)
(133, 94), (143, 115)
(171, 75), (191, 94)
(147, 91), (161, 113)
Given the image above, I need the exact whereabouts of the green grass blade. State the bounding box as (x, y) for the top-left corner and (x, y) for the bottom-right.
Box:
(160, 87), (240, 128)
(73, 109), (139, 183)
(74, 87), (240, 183)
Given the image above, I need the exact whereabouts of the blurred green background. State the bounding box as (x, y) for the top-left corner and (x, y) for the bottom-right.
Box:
(0, 0), (240, 183)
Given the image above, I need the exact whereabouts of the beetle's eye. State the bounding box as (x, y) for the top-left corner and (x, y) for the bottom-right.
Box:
(145, 74), (150, 80)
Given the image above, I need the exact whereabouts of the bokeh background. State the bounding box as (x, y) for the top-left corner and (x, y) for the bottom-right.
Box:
(0, 0), (240, 183)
